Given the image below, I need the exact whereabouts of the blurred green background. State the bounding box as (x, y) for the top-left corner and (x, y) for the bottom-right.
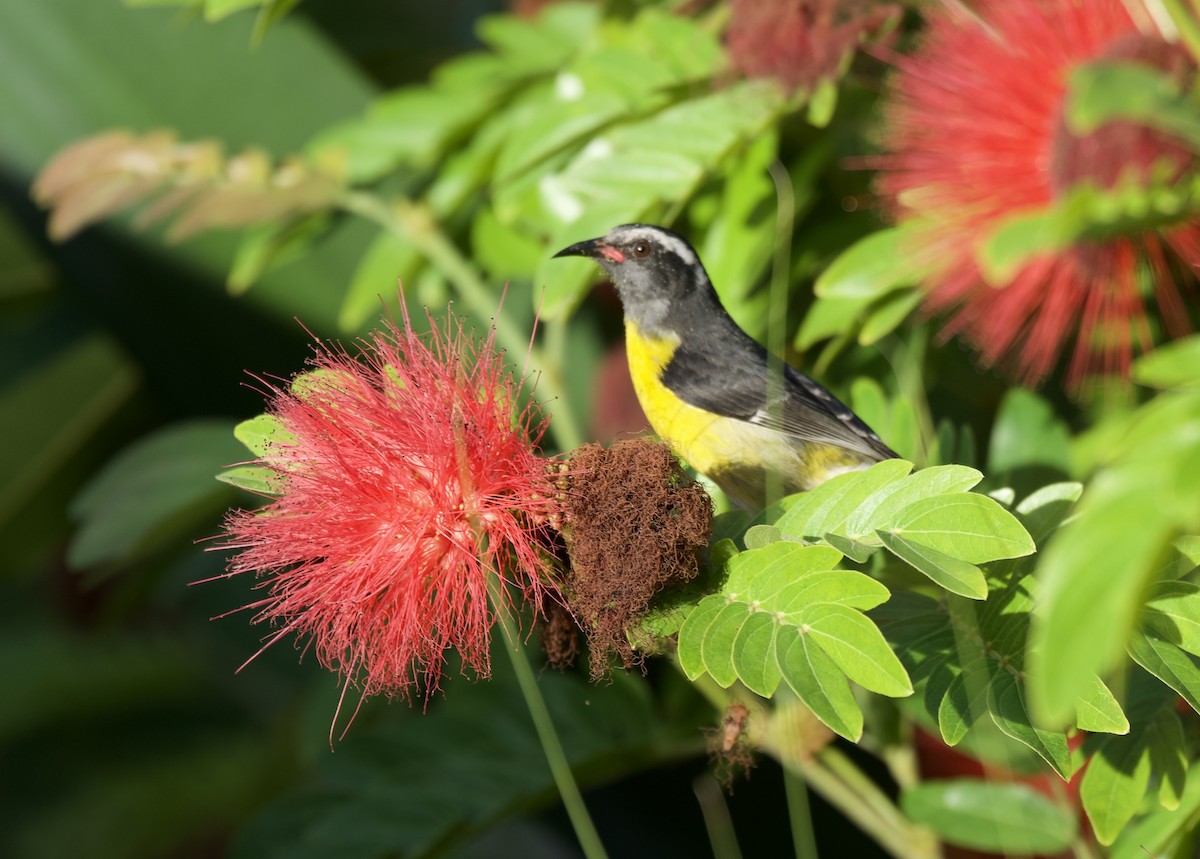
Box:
(16, 0), (1197, 856)
(1, 2), (881, 856)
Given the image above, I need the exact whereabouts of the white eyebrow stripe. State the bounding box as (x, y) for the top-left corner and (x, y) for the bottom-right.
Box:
(610, 225), (698, 268)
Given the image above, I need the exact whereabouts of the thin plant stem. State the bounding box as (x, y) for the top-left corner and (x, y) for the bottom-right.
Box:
(339, 190), (584, 451)
(782, 767), (820, 859)
(694, 775), (744, 859)
(1159, 0), (1200, 61)
(683, 665), (935, 859)
(778, 753), (938, 859)
(1071, 833), (1103, 859)
(764, 159), (795, 504)
(541, 317), (582, 447)
(487, 575), (609, 859)
(820, 747), (916, 840)
(882, 732), (922, 793)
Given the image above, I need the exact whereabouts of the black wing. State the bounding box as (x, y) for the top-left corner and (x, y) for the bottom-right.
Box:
(661, 340), (897, 462)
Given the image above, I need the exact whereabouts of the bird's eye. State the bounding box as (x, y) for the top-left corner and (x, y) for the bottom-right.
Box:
(632, 241), (652, 258)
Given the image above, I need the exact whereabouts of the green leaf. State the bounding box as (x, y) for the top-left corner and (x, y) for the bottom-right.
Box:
(226, 214), (331, 296)
(988, 672), (1072, 779)
(1110, 760), (1200, 859)
(700, 602), (750, 687)
(68, 420), (242, 569)
(988, 388), (1072, 475)
(806, 76), (838, 127)
(814, 225), (926, 301)
(232, 415), (294, 458)
(1080, 732), (1153, 845)
(1029, 483), (1178, 724)
(1068, 61), (1200, 148)
(621, 7), (725, 81)
(250, 0), (301, 44)
(677, 542), (905, 738)
(842, 464), (982, 545)
(742, 524), (781, 549)
(979, 176), (1198, 286)
(774, 459), (913, 543)
(339, 229), (422, 332)
(471, 206), (545, 281)
(1134, 335), (1200, 390)
(1128, 631), (1200, 714)
(775, 571), (891, 612)
(309, 83), (496, 182)
(873, 592), (958, 720)
(877, 531), (987, 599)
(677, 596), (726, 681)
(537, 80), (785, 318)
(938, 673), (984, 746)
(1162, 534), (1200, 579)
(0, 329), (139, 530)
(215, 464), (280, 496)
(858, 286), (921, 346)
(796, 295), (873, 349)
(493, 90), (636, 184)
(1014, 481), (1082, 547)
(884, 493), (1035, 564)
(202, 0), (266, 21)
(1073, 674), (1129, 735)
(901, 780), (1076, 854)
(476, 4), (594, 70)
(802, 603), (912, 697)
(1142, 580), (1200, 657)
(777, 633), (863, 741)
(724, 541), (844, 596)
(551, 80), (785, 221)
(731, 612), (781, 697)
(869, 384), (918, 456)
(695, 128), (778, 315)
(1147, 707), (1187, 810)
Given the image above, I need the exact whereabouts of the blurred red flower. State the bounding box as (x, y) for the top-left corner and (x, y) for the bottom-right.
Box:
(726, 0), (898, 93)
(218, 309), (562, 705)
(876, 0), (1198, 387)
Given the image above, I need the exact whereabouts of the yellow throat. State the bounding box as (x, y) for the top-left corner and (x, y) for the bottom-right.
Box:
(623, 320), (867, 506)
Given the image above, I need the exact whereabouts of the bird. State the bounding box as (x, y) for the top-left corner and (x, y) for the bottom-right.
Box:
(554, 223), (897, 509)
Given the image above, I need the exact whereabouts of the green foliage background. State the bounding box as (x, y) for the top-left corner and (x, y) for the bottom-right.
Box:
(4, 1), (1200, 857)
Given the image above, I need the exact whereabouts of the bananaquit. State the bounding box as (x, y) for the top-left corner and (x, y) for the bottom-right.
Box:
(554, 223), (897, 509)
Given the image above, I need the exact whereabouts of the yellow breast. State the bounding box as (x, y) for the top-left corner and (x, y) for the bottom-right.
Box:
(623, 322), (867, 507)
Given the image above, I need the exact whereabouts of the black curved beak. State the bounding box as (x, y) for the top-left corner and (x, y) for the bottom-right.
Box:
(553, 237), (604, 259)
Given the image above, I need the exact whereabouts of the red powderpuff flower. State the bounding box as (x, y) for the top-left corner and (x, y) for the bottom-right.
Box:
(216, 308), (562, 706)
(726, 0), (899, 93)
(875, 0), (1198, 387)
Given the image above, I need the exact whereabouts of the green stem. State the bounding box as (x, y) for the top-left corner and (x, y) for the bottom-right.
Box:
(1070, 833), (1103, 859)
(763, 160), (795, 504)
(1159, 0), (1200, 61)
(694, 775), (744, 859)
(1161, 0), (1200, 61)
(821, 747), (917, 842)
(683, 666), (936, 859)
(540, 318), (584, 450)
(881, 735), (922, 794)
(782, 767), (820, 859)
(779, 753), (938, 859)
(339, 191), (584, 451)
(488, 577), (609, 859)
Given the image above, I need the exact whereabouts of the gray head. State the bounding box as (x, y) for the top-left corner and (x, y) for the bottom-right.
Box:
(553, 223), (717, 334)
